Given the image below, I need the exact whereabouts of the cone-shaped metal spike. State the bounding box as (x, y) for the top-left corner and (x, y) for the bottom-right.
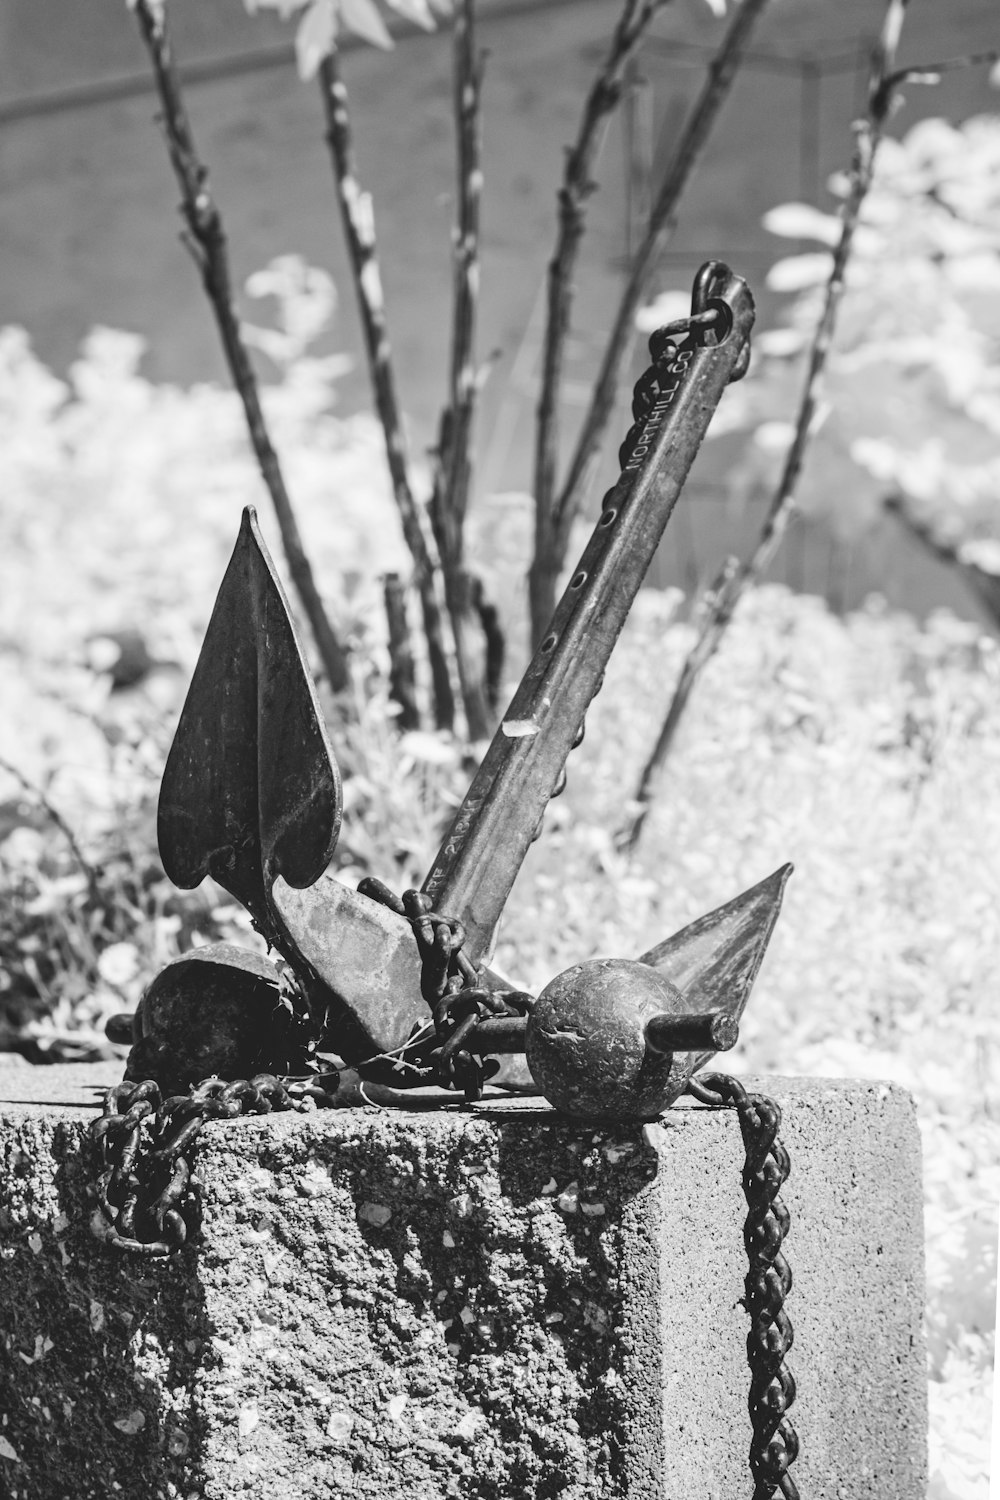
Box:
(639, 863), (791, 1003)
(158, 507), (342, 939)
(638, 862), (792, 1075)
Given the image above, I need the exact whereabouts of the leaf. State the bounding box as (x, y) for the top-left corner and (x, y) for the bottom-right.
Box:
(0, 1437), (20, 1462)
(246, 0), (311, 13)
(97, 941), (141, 987)
(701, 0), (727, 12)
(766, 252), (834, 293)
(295, 0), (337, 79)
(763, 202), (843, 246)
(634, 290), (691, 335)
(384, 0), (437, 28)
(958, 538), (1000, 576)
(341, 0), (395, 49)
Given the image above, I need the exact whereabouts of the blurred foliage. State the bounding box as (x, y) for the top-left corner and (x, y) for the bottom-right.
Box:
(710, 115), (1000, 576)
(245, 0), (728, 79)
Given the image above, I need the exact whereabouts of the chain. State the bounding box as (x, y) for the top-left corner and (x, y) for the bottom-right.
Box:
(90, 883), (531, 1255)
(90, 1071), (341, 1256)
(686, 1072), (799, 1500)
(356, 878), (533, 1102)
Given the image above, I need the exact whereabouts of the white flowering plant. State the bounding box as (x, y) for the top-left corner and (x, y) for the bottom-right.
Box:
(711, 116), (1000, 589)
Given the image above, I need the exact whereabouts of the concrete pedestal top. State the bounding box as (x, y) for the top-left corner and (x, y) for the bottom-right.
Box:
(0, 1059), (926, 1499)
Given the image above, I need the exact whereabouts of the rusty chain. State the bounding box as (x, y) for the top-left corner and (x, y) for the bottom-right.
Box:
(357, 878), (534, 1101)
(90, 887), (529, 1253)
(90, 1072), (341, 1256)
(94, 1050), (801, 1500)
(93, 980), (799, 1500)
(686, 1072), (799, 1500)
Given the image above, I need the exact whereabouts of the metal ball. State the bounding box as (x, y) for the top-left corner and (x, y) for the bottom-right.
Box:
(125, 943), (296, 1093)
(525, 957), (688, 1122)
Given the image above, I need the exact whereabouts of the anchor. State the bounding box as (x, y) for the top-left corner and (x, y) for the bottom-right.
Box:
(106, 261), (790, 1120)
(90, 261), (801, 1500)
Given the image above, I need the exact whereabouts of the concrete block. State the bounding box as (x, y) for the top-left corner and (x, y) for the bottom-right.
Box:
(0, 1061), (926, 1499)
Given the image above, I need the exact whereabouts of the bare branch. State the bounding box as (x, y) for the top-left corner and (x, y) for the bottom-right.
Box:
(131, 0), (349, 693)
(884, 48), (999, 91)
(530, 0), (667, 638)
(884, 495), (1000, 629)
(444, 0), (485, 541)
(529, 0), (770, 646)
(0, 754), (101, 904)
(383, 573), (421, 730)
(470, 573), (506, 713)
(318, 49), (455, 729)
(427, 0), (492, 741)
(619, 0), (913, 852)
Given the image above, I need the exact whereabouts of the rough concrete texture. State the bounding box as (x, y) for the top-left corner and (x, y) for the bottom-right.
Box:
(0, 1061), (926, 1499)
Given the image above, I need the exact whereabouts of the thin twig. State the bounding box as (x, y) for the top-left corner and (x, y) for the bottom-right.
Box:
(529, 0), (667, 644)
(882, 48), (999, 97)
(383, 573), (421, 730)
(318, 48), (455, 729)
(470, 573), (506, 713)
(131, 0), (348, 693)
(530, 0), (770, 646)
(0, 754), (102, 904)
(884, 495), (1000, 629)
(620, 0), (913, 853)
(427, 0), (492, 740)
(445, 0), (484, 544)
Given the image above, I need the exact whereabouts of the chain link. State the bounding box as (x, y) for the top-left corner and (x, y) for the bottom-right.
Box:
(686, 1072), (800, 1500)
(90, 1072), (341, 1256)
(91, 882), (532, 1253)
(357, 878), (534, 1102)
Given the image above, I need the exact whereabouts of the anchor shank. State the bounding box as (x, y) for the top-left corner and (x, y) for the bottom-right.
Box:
(423, 270), (754, 964)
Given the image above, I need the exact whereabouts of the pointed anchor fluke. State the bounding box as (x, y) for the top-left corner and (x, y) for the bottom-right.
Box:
(158, 507), (342, 939)
(639, 861), (792, 1075)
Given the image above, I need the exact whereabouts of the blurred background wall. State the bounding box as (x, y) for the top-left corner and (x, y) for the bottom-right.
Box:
(1, 0), (996, 624)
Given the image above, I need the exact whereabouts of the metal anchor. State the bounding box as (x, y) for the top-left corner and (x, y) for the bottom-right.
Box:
(128, 262), (791, 1121)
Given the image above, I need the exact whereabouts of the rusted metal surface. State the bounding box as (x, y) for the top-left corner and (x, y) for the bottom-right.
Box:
(422, 265), (756, 965)
(272, 874), (430, 1058)
(274, 266), (761, 1067)
(139, 263), (785, 1117)
(644, 1008), (738, 1054)
(525, 959), (687, 1122)
(640, 863), (793, 1079)
(157, 506), (342, 942)
(123, 943), (307, 1095)
(687, 1073), (799, 1499)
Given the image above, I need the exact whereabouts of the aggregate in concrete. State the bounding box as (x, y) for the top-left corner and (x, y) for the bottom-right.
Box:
(0, 1060), (926, 1499)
